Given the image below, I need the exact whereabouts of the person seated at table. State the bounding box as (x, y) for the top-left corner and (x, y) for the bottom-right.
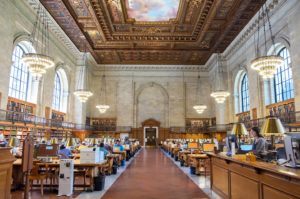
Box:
(99, 142), (109, 158)
(58, 144), (72, 159)
(250, 127), (267, 155)
(0, 133), (7, 147)
(114, 140), (124, 151)
(104, 143), (113, 153)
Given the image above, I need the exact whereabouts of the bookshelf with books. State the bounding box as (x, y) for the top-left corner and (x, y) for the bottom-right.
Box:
(51, 110), (65, 121)
(6, 97), (36, 123)
(88, 118), (117, 131)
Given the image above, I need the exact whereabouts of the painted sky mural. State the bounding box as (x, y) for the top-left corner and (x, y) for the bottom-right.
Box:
(125, 0), (179, 21)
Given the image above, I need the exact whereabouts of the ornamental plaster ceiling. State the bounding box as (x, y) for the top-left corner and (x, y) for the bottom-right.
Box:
(40, 0), (266, 65)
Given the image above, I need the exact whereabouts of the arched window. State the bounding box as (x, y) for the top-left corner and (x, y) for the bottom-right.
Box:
(240, 74), (250, 112)
(234, 70), (250, 114)
(52, 72), (62, 111)
(52, 68), (69, 112)
(273, 47), (293, 102)
(8, 43), (31, 101)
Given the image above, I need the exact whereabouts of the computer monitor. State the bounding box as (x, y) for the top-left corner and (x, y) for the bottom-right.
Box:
(187, 142), (199, 149)
(240, 144), (253, 152)
(203, 143), (215, 152)
(113, 146), (120, 152)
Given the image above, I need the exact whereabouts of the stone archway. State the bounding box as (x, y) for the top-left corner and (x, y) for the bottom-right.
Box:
(134, 82), (169, 128)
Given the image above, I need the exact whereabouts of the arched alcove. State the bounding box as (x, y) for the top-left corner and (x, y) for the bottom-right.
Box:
(134, 82), (169, 128)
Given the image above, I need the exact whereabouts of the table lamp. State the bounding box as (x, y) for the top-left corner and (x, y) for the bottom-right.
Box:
(261, 117), (284, 148)
(8, 137), (19, 147)
(231, 123), (248, 145)
(50, 138), (58, 144)
(65, 138), (77, 148)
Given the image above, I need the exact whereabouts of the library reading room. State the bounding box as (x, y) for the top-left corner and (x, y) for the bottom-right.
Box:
(1, 0), (300, 198)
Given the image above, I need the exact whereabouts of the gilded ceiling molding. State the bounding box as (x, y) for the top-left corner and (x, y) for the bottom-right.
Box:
(25, 0), (81, 58)
(223, 0), (282, 61)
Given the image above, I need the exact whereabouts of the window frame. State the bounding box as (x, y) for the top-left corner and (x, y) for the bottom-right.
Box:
(273, 47), (293, 103)
(240, 73), (250, 112)
(52, 72), (63, 111)
(8, 44), (31, 101)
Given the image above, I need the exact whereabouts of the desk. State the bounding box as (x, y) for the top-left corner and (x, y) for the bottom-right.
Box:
(13, 159), (107, 191)
(208, 153), (300, 199)
(188, 154), (209, 175)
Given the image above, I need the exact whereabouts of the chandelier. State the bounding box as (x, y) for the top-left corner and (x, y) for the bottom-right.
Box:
(193, 74), (207, 114)
(250, 4), (284, 79)
(21, 5), (54, 78)
(74, 50), (93, 103)
(210, 91), (230, 104)
(96, 68), (110, 114)
(210, 54), (230, 103)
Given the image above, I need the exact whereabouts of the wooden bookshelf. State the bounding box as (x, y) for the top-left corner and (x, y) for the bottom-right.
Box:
(88, 117), (117, 131)
(7, 97), (36, 114)
(51, 110), (65, 121)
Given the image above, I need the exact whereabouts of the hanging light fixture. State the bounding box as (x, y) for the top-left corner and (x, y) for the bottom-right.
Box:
(210, 54), (230, 103)
(96, 66), (110, 114)
(193, 73), (207, 114)
(74, 46), (93, 103)
(250, 4), (284, 79)
(21, 4), (54, 78)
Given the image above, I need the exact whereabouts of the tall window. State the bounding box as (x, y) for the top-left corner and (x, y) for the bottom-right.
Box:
(52, 72), (62, 111)
(240, 74), (250, 112)
(273, 47), (293, 102)
(8, 44), (30, 101)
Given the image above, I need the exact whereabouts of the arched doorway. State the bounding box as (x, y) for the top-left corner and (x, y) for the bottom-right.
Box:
(142, 119), (160, 147)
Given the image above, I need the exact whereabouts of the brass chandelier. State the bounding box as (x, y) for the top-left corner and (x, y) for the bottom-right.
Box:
(74, 49), (93, 103)
(210, 54), (230, 104)
(193, 73), (207, 114)
(21, 4), (54, 78)
(250, 3), (284, 79)
(96, 67), (110, 114)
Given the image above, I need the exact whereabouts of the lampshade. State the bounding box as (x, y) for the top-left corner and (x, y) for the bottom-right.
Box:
(9, 137), (19, 147)
(261, 117), (285, 135)
(65, 138), (77, 147)
(231, 123), (248, 136)
(50, 138), (58, 144)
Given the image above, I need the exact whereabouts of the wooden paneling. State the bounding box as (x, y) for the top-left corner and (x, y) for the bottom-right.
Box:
(210, 155), (300, 199)
(212, 165), (229, 196)
(0, 148), (15, 199)
(262, 185), (296, 199)
(231, 172), (259, 199)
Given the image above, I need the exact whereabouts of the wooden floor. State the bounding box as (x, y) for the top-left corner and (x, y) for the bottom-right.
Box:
(102, 148), (209, 199)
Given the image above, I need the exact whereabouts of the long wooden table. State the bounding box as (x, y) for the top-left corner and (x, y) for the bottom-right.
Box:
(208, 153), (300, 199)
(13, 159), (107, 191)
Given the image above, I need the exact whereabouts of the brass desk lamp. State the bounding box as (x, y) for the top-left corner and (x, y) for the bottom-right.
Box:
(231, 123), (248, 145)
(261, 117), (284, 148)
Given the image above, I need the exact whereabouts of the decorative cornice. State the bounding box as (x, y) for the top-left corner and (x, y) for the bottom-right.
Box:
(223, 0), (283, 60)
(25, 0), (80, 58)
(94, 64), (207, 72)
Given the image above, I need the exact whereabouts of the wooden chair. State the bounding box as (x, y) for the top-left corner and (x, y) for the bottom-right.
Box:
(28, 162), (47, 196)
(74, 168), (88, 188)
(101, 157), (114, 175)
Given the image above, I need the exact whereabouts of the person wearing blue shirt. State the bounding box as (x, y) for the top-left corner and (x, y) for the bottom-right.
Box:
(99, 142), (109, 158)
(58, 144), (72, 159)
(114, 140), (124, 151)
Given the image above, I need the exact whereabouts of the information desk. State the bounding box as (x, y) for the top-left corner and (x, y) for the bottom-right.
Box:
(0, 147), (16, 199)
(208, 153), (300, 199)
(13, 159), (107, 191)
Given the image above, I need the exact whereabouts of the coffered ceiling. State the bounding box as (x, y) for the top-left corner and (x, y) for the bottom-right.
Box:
(41, 0), (265, 65)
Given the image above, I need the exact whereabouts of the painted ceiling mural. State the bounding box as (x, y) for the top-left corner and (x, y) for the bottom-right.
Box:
(125, 0), (180, 21)
(41, 0), (266, 65)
